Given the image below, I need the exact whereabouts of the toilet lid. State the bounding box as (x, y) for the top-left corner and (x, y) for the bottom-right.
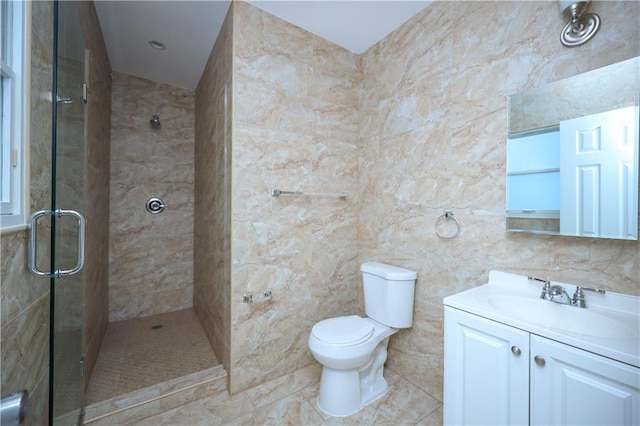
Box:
(312, 315), (374, 346)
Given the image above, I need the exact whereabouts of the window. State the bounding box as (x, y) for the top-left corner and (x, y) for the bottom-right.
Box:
(1, 0), (26, 231)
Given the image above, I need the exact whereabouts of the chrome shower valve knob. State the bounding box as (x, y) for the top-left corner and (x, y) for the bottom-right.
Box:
(145, 197), (165, 214)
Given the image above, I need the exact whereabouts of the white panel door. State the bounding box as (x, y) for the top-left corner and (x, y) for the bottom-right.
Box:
(530, 335), (640, 426)
(560, 106), (639, 239)
(444, 307), (529, 426)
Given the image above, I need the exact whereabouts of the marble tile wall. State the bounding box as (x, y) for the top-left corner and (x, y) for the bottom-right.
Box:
(359, 0), (640, 402)
(109, 73), (195, 321)
(77, 0), (112, 391)
(228, 1), (361, 393)
(194, 0), (639, 405)
(0, 2), (54, 424)
(510, 56), (639, 133)
(194, 3), (233, 377)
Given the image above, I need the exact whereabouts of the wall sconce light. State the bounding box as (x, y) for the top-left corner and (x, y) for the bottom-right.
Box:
(559, 1), (600, 47)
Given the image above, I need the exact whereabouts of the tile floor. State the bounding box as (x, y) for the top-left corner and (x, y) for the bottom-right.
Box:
(86, 309), (218, 403)
(84, 308), (443, 425)
(133, 364), (443, 425)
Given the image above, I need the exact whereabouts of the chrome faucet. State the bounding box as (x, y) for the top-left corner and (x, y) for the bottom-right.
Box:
(547, 284), (573, 305)
(531, 276), (605, 308)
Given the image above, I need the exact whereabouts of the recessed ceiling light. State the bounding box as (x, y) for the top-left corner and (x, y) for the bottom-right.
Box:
(148, 40), (166, 50)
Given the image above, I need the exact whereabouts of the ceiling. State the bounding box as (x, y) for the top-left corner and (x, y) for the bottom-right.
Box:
(94, 1), (431, 90)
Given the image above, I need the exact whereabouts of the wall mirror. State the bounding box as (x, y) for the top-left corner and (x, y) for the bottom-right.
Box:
(506, 57), (639, 240)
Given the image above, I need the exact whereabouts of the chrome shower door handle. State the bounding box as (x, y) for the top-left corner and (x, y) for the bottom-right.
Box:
(28, 210), (52, 277)
(28, 209), (86, 278)
(54, 209), (86, 277)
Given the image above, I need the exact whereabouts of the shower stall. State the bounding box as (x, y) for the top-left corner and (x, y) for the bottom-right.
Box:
(83, 68), (221, 405)
(35, 1), (223, 423)
(10, 1), (358, 423)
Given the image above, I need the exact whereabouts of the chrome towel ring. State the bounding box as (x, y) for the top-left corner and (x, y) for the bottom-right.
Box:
(435, 210), (461, 240)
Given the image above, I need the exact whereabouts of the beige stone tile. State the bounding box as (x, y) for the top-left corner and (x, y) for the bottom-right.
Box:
(589, 1), (640, 69)
(369, 369), (441, 425)
(241, 393), (324, 426)
(357, 0), (639, 401)
(136, 389), (252, 426)
(0, 232), (49, 325)
(246, 364), (321, 409)
(85, 368), (226, 424)
(25, 372), (50, 426)
(90, 1), (640, 420)
(86, 310), (218, 404)
(193, 2), (232, 371)
(0, 294), (49, 395)
(315, 393), (388, 426)
(88, 400), (162, 426)
(109, 73), (194, 322)
(416, 406), (443, 426)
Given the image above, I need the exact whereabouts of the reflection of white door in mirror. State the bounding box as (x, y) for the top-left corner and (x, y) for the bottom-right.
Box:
(560, 106), (639, 239)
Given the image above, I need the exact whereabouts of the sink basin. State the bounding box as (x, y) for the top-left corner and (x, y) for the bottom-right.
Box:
(485, 295), (639, 340)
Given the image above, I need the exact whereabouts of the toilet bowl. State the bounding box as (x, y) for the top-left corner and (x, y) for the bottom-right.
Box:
(308, 262), (417, 417)
(308, 315), (395, 370)
(309, 315), (397, 416)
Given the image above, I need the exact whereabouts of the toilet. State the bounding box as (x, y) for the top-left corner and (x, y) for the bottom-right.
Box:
(308, 262), (417, 417)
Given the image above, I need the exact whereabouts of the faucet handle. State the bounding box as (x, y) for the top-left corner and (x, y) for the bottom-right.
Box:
(572, 286), (605, 308)
(528, 276), (550, 285)
(530, 276), (551, 299)
(577, 286), (606, 295)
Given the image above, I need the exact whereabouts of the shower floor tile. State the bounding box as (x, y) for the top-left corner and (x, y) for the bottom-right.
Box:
(86, 308), (218, 404)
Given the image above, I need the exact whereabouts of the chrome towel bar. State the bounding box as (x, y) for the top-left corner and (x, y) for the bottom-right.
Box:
(270, 188), (348, 199)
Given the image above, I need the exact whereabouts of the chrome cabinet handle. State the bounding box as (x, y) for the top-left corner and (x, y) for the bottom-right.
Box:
(534, 355), (546, 366)
(28, 209), (85, 278)
(511, 346), (521, 356)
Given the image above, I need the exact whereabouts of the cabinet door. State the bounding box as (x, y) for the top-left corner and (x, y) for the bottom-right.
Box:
(531, 335), (640, 425)
(444, 307), (529, 426)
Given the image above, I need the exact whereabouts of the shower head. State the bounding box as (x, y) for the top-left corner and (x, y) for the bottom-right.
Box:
(150, 114), (161, 129)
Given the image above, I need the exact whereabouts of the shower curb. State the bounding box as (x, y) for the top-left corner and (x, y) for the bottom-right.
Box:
(83, 365), (227, 425)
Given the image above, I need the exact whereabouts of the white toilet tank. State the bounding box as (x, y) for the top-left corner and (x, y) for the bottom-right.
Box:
(361, 262), (417, 328)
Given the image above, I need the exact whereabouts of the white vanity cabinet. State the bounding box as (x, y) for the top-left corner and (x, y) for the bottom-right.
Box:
(444, 306), (640, 426)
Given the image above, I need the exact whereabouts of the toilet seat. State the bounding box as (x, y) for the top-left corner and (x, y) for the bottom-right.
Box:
(311, 315), (374, 347)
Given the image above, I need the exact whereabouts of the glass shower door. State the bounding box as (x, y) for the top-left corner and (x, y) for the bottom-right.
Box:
(50, 1), (87, 423)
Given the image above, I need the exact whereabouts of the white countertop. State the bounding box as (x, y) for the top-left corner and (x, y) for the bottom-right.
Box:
(443, 271), (640, 368)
